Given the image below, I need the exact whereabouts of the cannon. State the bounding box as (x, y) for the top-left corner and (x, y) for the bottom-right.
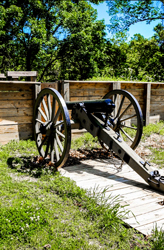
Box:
(33, 88), (164, 193)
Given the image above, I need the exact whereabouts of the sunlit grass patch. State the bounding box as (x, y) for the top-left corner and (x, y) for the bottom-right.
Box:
(0, 139), (152, 249)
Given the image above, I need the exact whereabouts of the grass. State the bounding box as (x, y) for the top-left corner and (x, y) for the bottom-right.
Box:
(0, 124), (164, 248)
(71, 132), (100, 150)
(142, 121), (164, 139)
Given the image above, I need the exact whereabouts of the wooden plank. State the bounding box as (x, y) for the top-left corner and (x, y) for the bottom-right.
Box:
(0, 123), (32, 134)
(70, 88), (111, 97)
(41, 82), (58, 90)
(121, 83), (145, 89)
(135, 219), (164, 236)
(0, 100), (33, 109)
(6, 71), (37, 78)
(0, 131), (33, 144)
(0, 73), (6, 79)
(127, 201), (163, 218)
(0, 91), (33, 100)
(124, 208), (164, 228)
(70, 82), (113, 89)
(151, 89), (164, 96)
(66, 80), (164, 85)
(0, 108), (32, 117)
(0, 81), (40, 85)
(0, 116), (33, 124)
(0, 83), (34, 92)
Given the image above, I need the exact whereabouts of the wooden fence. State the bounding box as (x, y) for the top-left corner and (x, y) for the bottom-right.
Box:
(0, 79), (41, 145)
(0, 79), (164, 144)
(59, 80), (164, 126)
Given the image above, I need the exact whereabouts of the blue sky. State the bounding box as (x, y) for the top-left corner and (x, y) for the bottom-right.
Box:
(91, 2), (160, 40)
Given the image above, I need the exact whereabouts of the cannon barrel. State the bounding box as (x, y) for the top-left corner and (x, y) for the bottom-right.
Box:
(66, 99), (115, 113)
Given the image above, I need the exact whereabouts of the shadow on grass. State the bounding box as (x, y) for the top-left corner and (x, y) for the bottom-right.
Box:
(7, 148), (114, 178)
(7, 156), (58, 178)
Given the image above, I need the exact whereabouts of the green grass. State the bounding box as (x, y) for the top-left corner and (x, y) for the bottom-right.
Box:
(0, 139), (154, 249)
(142, 121), (164, 138)
(71, 132), (100, 150)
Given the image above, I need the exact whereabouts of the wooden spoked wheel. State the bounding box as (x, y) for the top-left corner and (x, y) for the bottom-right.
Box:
(99, 89), (143, 150)
(34, 88), (71, 169)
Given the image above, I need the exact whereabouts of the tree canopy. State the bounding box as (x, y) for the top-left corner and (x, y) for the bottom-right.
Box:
(0, 0), (105, 80)
(106, 0), (164, 33)
(0, 0), (164, 82)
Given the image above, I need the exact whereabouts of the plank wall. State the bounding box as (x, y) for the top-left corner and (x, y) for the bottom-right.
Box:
(151, 84), (164, 120)
(0, 83), (36, 144)
(62, 80), (164, 125)
(69, 81), (113, 101)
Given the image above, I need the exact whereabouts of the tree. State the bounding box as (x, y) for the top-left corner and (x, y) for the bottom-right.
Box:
(0, 0), (105, 81)
(106, 0), (164, 34)
(58, 1), (106, 80)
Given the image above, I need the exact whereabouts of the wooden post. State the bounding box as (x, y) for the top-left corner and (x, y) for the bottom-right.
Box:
(34, 84), (41, 99)
(145, 83), (151, 126)
(63, 82), (70, 102)
(112, 81), (121, 90)
(112, 82), (121, 117)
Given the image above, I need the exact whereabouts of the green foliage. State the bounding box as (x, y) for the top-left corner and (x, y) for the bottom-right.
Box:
(142, 121), (164, 138)
(0, 139), (153, 249)
(0, 0), (106, 81)
(106, 0), (164, 33)
(151, 225), (164, 250)
(0, 0), (164, 82)
(71, 132), (99, 150)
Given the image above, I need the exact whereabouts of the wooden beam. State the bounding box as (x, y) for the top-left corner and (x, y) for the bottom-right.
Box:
(112, 81), (121, 90)
(0, 73), (6, 79)
(63, 82), (70, 102)
(145, 83), (151, 126)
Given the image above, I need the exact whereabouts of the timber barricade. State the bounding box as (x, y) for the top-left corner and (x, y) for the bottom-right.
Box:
(58, 80), (164, 126)
(0, 78), (164, 144)
(0, 71), (41, 144)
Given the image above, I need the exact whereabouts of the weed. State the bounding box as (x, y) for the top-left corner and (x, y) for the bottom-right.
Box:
(151, 225), (164, 250)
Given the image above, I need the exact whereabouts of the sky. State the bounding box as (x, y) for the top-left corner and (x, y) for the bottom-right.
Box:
(91, 2), (161, 40)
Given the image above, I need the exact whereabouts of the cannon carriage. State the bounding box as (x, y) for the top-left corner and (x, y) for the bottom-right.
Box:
(33, 87), (164, 193)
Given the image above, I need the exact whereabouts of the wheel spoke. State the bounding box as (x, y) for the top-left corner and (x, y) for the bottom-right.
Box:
(120, 127), (133, 142)
(34, 88), (71, 168)
(54, 138), (60, 162)
(114, 95), (125, 120)
(50, 138), (54, 162)
(38, 107), (48, 121)
(114, 94), (117, 103)
(53, 107), (61, 124)
(102, 89), (143, 149)
(38, 135), (48, 151)
(45, 137), (51, 157)
(42, 98), (49, 120)
(56, 134), (64, 152)
(51, 97), (56, 121)
(119, 103), (132, 120)
(47, 94), (52, 120)
(35, 118), (44, 124)
(120, 114), (137, 123)
(56, 129), (65, 138)
(55, 121), (64, 127)
(121, 124), (137, 130)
